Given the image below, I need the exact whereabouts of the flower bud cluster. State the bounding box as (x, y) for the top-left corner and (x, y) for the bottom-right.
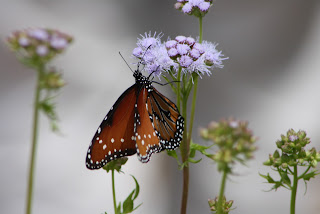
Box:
(7, 28), (73, 65)
(263, 129), (320, 169)
(200, 118), (257, 172)
(208, 196), (233, 214)
(166, 36), (204, 68)
(175, 0), (213, 17)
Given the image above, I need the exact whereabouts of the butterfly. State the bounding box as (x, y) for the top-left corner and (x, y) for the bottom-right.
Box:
(86, 63), (184, 170)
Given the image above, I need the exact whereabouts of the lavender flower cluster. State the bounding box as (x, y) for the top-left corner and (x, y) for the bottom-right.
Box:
(7, 28), (73, 62)
(175, 0), (213, 16)
(133, 32), (227, 77)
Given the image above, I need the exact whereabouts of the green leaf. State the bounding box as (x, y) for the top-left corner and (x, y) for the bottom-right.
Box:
(302, 170), (319, 181)
(188, 157), (202, 164)
(121, 175), (142, 213)
(123, 190), (134, 213)
(117, 202), (121, 214)
(259, 173), (275, 183)
(280, 171), (291, 187)
(166, 150), (181, 165)
(131, 175), (140, 200)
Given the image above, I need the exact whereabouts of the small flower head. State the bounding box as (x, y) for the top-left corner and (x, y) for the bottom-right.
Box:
(166, 36), (228, 76)
(175, 0), (213, 17)
(200, 118), (257, 172)
(7, 28), (73, 65)
(132, 32), (177, 76)
(264, 129), (319, 169)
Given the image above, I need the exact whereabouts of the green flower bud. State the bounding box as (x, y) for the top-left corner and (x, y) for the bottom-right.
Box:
(273, 150), (280, 158)
(281, 163), (288, 169)
(311, 160), (318, 168)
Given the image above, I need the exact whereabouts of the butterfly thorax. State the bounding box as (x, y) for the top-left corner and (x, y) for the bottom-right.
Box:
(133, 70), (153, 93)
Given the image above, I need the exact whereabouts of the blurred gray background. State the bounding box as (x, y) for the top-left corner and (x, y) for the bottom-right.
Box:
(1, 0), (320, 213)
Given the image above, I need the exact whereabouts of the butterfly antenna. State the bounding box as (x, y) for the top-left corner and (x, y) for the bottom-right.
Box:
(119, 52), (134, 73)
(137, 44), (153, 71)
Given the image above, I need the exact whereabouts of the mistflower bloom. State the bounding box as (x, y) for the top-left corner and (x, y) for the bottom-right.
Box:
(133, 32), (177, 76)
(7, 28), (73, 64)
(166, 35), (228, 76)
(36, 45), (48, 56)
(132, 33), (228, 77)
(175, 0), (213, 17)
(18, 37), (29, 46)
(179, 55), (193, 68)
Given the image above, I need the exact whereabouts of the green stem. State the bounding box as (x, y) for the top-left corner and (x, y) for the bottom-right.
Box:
(26, 67), (43, 214)
(187, 75), (199, 146)
(112, 169), (117, 214)
(199, 16), (203, 43)
(180, 85), (189, 214)
(290, 165), (298, 214)
(177, 66), (182, 111)
(217, 169), (228, 214)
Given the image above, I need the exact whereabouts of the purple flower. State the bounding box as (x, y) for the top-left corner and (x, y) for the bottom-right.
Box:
(175, 0), (213, 16)
(229, 121), (239, 128)
(182, 3), (193, 14)
(189, 49), (200, 60)
(175, 35), (187, 43)
(202, 41), (228, 68)
(179, 55), (193, 68)
(186, 37), (195, 46)
(7, 28), (73, 62)
(136, 32), (162, 49)
(28, 29), (49, 41)
(132, 47), (143, 58)
(165, 40), (177, 49)
(193, 43), (205, 54)
(133, 32), (177, 76)
(168, 48), (179, 58)
(189, 0), (204, 6)
(198, 2), (210, 12)
(132, 33), (228, 78)
(18, 37), (29, 46)
(36, 45), (48, 56)
(289, 135), (298, 142)
(176, 44), (190, 55)
(50, 36), (68, 49)
(174, 2), (183, 10)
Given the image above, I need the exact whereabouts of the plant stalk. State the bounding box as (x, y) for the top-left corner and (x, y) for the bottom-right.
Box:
(26, 67), (42, 214)
(217, 169), (227, 214)
(290, 165), (298, 214)
(112, 169), (117, 214)
(180, 90), (189, 214)
(177, 66), (182, 111)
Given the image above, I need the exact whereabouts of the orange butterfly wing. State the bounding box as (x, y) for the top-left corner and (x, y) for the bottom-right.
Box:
(135, 88), (163, 163)
(86, 85), (138, 170)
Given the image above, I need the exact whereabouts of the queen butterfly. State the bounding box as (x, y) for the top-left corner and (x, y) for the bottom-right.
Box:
(86, 64), (184, 170)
